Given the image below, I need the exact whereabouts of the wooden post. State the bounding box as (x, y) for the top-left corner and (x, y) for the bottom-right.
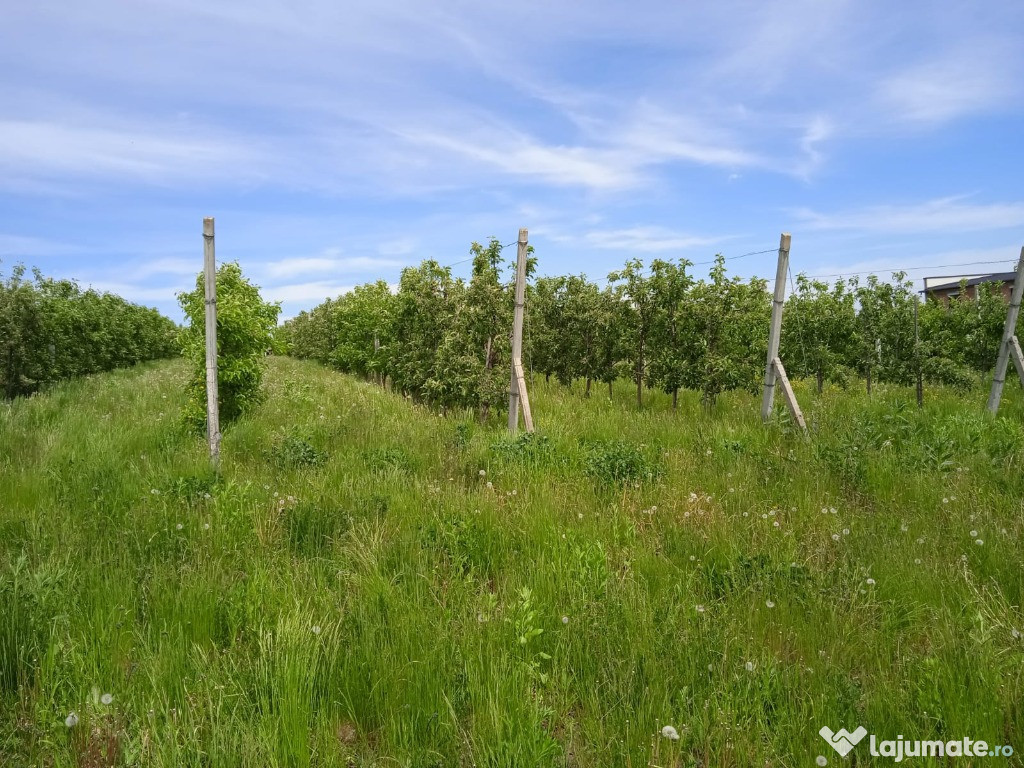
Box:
(986, 247), (1024, 414)
(1008, 336), (1024, 387)
(203, 217), (221, 470)
(761, 233), (791, 420)
(509, 228), (531, 432)
(914, 298), (923, 408)
(772, 357), (807, 432)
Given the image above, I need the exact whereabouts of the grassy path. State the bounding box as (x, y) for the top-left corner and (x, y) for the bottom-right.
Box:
(2, 357), (1023, 766)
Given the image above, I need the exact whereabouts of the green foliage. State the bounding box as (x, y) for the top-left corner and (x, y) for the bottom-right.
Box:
(583, 440), (663, 487)
(177, 262), (280, 430)
(270, 427), (327, 468)
(0, 264), (177, 398)
(781, 275), (858, 392)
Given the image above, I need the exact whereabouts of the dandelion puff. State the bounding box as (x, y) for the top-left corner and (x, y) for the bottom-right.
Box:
(900, 523), (908, 532)
(970, 530), (978, 538)
(203, 523), (210, 530)
(817, 756), (828, 767)
(695, 605), (705, 613)
(942, 497), (949, 504)
(765, 600), (775, 609)
(176, 523), (183, 531)
(772, 521), (780, 528)
(478, 469), (486, 477)
(101, 693), (113, 705)
(312, 625), (321, 635)
(661, 725), (680, 741)
(914, 558), (921, 565)
(866, 578), (876, 586)
(1012, 627), (1021, 640)
(975, 539), (984, 546)
(562, 616), (569, 624)
(842, 528), (850, 536)
(744, 661), (754, 672)
(917, 537), (925, 545)
(65, 712), (78, 728)
(486, 481), (493, 490)
(829, 507), (837, 514)
(831, 534), (840, 541)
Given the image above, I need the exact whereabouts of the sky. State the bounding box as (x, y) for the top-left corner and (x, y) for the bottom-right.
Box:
(2, 0), (1024, 322)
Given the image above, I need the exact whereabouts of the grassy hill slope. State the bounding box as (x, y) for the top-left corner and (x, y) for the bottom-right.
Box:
(2, 358), (1023, 766)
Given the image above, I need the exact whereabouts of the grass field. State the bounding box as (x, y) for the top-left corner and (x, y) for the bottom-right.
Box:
(2, 357), (1023, 767)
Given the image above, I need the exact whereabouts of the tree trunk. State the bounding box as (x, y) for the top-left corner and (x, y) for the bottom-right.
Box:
(585, 377), (592, 397)
(636, 373), (642, 408)
(608, 380), (613, 398)
(866, 367), (872, 395)
(672, 388), (678, 409)
(545, 372), (550, 384)
(816, 368), (824, 394)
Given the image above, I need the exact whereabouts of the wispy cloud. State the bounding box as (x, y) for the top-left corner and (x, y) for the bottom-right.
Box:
(878, 49), (1013, 124)
(262, 254), (409, 279)
(262, 281), (359, 303)
(571, 227), (728, 253)
(793, 196), (1024, 234)
(0, 119), (267, 185)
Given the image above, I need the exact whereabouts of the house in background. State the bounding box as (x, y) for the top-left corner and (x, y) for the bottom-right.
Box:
(922, 272), (1017, 302)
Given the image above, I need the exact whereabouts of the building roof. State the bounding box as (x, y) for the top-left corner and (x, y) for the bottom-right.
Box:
(921, 272), (1017, 294)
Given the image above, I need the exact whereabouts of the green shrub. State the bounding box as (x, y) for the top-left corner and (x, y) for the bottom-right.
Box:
(177, 262), (280, 431)
(584, 440), (662, 487)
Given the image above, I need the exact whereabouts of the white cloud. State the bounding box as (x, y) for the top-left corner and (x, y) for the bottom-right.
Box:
(793, 196), (1024, 234)
(262, 254), (410, 280)
(0, 119), (266, 184)
(262, 281), (358, 303)
(546, 226), (729, 253)
(878, 51), (1012, 124)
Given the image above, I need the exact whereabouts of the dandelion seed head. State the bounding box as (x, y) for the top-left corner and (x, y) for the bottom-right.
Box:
(842, 528), (850, 536)
(176, 523), (183, 530)
(975, 539), (984, 546)
(817, 756), (828, 767)
(661, 724), (680, 741)
(101, 693), (112, 705)
(970, 530), (978, 538)
(942, 497), (949, 504)
(831, 534), (840, 541)
(765, 600), (775, 609)
(744, 661), (754, 672)
(562, 616), (569, 624)
(866, 578), (876, 586)
(65, 712), (78, 728)
(478, 469), (486, 477)
(312, 625), (321, 635)
(695, 605), (705, 613)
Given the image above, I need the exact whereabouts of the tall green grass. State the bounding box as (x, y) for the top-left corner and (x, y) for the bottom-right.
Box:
(1, 358), (1022, 766)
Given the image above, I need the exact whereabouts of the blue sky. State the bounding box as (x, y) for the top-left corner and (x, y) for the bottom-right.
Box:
(2, 0), (1024, 321)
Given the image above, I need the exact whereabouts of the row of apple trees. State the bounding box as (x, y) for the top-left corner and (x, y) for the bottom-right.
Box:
(282, 245), (773, 412)
(780, 273), (1014, 393)
(0, 264), (179, 399)
(285, 241), (1019, 414)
